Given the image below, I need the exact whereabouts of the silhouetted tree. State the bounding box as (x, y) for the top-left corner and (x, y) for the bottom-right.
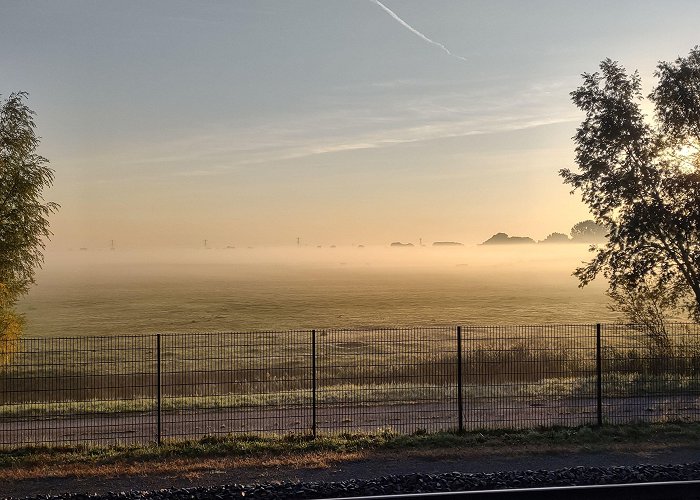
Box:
(607, 277), (676, 359)
(570, 220), (606, 243)
(560, 47), (700, 322)
(0, 92), (58, 356)
(540, 232), (571, 244)
(481, 233), (535, 245)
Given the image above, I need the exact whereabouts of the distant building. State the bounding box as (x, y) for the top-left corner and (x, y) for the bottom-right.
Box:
(432, 241), (464, 246)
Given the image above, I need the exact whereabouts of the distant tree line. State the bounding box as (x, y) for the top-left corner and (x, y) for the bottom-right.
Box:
(481, 219), (606, 245)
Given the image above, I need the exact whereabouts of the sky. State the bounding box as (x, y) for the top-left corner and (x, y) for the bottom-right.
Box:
(2, 0), (700, 249)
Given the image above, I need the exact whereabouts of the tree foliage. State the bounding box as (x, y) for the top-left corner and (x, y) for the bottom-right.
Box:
(0, 92), (57, 351)
(607, 277), (676, 348)
(560, 47), (700, 322)
(0, 297), (22, 367)
(570, 219), (606, 243)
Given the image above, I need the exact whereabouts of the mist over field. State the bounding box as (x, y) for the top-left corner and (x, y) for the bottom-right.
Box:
(5, 1), (700, 340)
(17, 245), (619, 337)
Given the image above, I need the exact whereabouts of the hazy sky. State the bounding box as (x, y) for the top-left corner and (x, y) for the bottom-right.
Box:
(3, 0), (699, 249)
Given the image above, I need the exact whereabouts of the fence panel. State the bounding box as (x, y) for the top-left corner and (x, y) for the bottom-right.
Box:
(1, 323), (700, 450)
(461, 324), (599, 430)
(316, 327), (456, 434)
(601, 323), (700, 424)
(0, 335), (157, 447)
(159, 330), (313, 439)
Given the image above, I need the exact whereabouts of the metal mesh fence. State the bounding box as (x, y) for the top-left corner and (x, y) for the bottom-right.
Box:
(160, 330), (312, 440)
(601, 323), (700, 424)
(317, 327), (456, 434)
(0, 335), (157, 447)
(462, 324), (598, 430)
(0, 323), (699, 449)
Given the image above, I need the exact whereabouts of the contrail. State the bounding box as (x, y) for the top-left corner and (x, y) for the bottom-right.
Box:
(369, 0), (466, 61)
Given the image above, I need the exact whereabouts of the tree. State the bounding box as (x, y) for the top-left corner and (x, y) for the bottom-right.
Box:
(570, 220), (606, 243)
(540, 232), (570, 244)
(560, 47), (700, 322)
(481, 233), (536, 245)
(607, 277), (676, 355)
(0, 92), (58, 356)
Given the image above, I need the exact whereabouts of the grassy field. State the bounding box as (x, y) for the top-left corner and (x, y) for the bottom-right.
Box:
(2, 250), (696, 450)
(16, 247), (622, 338)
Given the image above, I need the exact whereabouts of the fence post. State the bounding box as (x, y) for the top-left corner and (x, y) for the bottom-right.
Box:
(457, 326), (464, 433)
(312, 329), (317, 439)
(157, 333), (162, 445)
(596, 323), (603, 427)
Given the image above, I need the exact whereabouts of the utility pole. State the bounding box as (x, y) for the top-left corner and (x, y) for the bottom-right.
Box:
(110, 239), (115, 251)
(204, 239), (208, 249)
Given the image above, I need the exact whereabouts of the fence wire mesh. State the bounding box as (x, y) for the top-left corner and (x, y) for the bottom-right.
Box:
(0, 335), (157, 447)
(317, 327), (456, 434)
(0, 323), (699, 449)
(601, 323), (700, 424)
(462, 324), (598, 430)
(160, 330), (312, 440)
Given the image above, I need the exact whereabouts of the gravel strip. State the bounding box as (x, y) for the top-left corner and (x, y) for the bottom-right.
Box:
(12, 463), (700, 499)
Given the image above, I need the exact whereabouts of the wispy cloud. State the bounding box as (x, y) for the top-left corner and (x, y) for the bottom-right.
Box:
(369, 0), (467, 62)
(121, 116), (576, 174)
(100, 79), (578, 176)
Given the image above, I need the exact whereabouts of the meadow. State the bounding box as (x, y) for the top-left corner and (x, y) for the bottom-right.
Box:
(17, 244), (620, 337)
(4, 245), (699, 448)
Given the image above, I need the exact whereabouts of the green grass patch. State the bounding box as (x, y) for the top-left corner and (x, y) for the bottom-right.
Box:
(3, 422), (700, 470)
(4, 374), (700, 418)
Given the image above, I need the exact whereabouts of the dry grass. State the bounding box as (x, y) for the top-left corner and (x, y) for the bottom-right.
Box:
(3, 423), (700, 481)
(0, 450), (366, 481)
